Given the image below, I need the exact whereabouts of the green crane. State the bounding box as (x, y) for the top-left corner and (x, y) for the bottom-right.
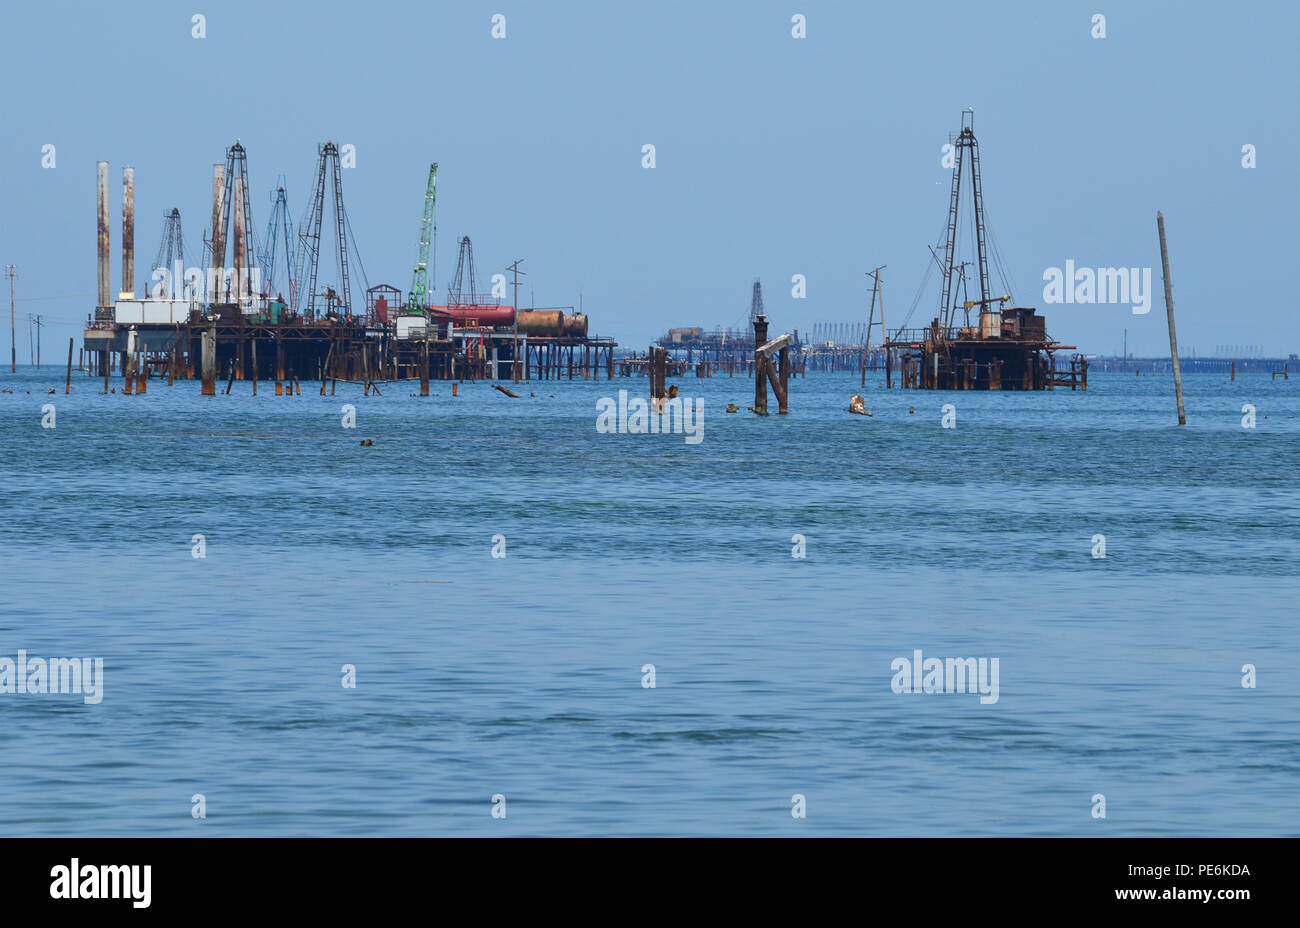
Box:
(407, 162), (438, 313)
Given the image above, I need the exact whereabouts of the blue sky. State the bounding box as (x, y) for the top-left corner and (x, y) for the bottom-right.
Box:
(1, 0), (1296, 359)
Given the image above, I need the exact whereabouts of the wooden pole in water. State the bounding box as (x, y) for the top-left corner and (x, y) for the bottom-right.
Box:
(251, 339), (258, 395)
(420, 336), (430, 396)
(777, 344), (789, 414)
(65, 338), (73, 393)
(1156, 211), (1186, 426)
(321, 342), (334, 395)
(201, 325), (216, 395)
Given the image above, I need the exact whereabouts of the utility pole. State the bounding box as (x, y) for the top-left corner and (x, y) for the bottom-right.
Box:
(862, 265), (886, 387)
(7, 265), (15, 372)
(505, 259), (526, 383)
(505, 259), (526, 320)
(35, 314), (42, 368)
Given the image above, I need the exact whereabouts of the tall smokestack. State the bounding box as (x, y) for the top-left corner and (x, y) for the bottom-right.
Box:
(210, 162), (226, 299)
(97, 161), (110, 309)
(121, 166), (135, 299)
(232, 175), (245, 301)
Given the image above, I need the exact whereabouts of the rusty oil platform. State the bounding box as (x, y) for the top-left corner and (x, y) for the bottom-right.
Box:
(82, 142), (617, 393)
(883, 113), (1085, 391)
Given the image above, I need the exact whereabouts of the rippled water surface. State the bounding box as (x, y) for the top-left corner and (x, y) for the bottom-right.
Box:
(0, 367), (1296, 835)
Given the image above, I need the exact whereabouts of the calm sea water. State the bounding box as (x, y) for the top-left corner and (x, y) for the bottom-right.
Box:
(0, 365), (1296, 836)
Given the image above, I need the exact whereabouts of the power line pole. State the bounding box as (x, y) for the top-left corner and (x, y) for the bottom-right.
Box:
(27, 312), (33, 366)
(505, 259), (525, 318)
(862, 265), (886, 387)
(34, 314), (42, 368)
(505, 259), (525, 383)
(6, 265), (15, 372)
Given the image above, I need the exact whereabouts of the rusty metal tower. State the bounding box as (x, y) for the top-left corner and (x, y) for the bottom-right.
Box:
(151, 208), (185, 296)
(447, 236), (478, 306)
(260, 183), (295, 303)
(210, 141), (257, 304)
(938, 110), (992, 330)
(295, 142), (352, 320)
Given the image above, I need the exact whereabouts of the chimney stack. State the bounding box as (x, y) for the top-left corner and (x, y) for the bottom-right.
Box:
(121, 166), (135, 299)
(232, 175), (245, 300)
(97, 161), (111, 309)
(210, 163), (226, 290)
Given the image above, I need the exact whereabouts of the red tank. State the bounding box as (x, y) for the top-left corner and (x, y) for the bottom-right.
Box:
(429, 305), (516, 327)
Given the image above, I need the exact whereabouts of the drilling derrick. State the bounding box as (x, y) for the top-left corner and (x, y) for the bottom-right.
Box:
(260, 182), (296, 304)
(209, 141), (258, 305)
(447, 236), (479, 306)
(151, 208), (185, 297)
(294, 142), (355, 320)
(882, 112), (1082, 391)
(938, 110), (995, 331)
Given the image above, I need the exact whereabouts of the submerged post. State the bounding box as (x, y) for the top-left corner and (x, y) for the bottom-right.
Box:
(201, 325), (216, 395)
(1156, 211), (1186, 426)
(65, 338), (73, 393)
(420, 336), (430, 396)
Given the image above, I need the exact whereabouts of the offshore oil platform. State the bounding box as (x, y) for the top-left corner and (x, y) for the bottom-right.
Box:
(883, 112), (1086, 391)
(646, 116), (1084, 390)
(82, 142), (616, 393)
(650, 280), (809, 378)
